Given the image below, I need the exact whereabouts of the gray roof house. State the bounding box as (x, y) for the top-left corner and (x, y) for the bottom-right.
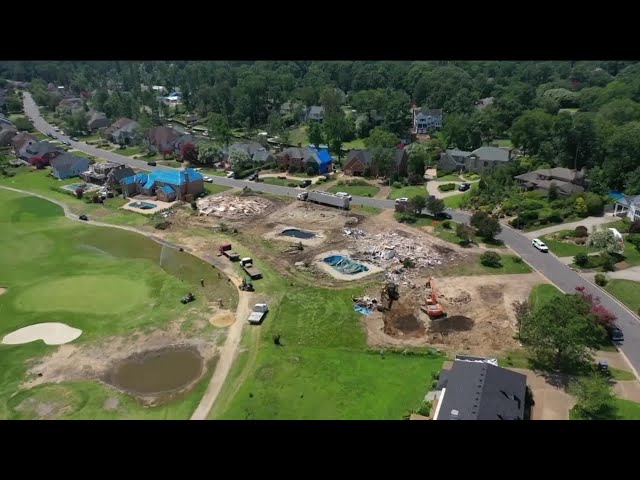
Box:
(308, 106), (325, 122)
(106, 166), (136, 189)
(21, 140), (64, 163)
(225, 142), (274, 164)
(103, 118), (139, 144)
(475, 97), (495, 109)
(50, 153), (91, 180)
(86, 110), (110, 131)
(614, 194), (640, 222)
(413, 107), (443, 133)
(0, 113), (14, 129)
(12, 132), (38, 158)
(514, 167), (587, 196)
(439, 146), (515, 173)
(433, 360), (527, 420)
(0, 126), (17, 146)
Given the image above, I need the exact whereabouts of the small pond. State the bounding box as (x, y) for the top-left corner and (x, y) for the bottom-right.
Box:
(104, 346), (203, 396)
(323, 255), (370, 274)
(280, 228), (316, 239)
(129, 201), (157, 210)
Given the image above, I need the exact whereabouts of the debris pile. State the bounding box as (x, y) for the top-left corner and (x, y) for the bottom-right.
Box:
(196, 195), (272, 218)
(443, 291), (472, 306)
(343, 227), (366, 239)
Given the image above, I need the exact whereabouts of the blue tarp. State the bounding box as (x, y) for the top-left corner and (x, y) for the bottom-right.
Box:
(354, 304), (373, 316)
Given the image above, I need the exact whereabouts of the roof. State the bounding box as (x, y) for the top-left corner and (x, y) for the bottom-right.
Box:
(0, 126), (17, 144)
(161, 185), (176, 194)
(252, 148), (274, 163)
(121, 172), (148, 185)
(142, 168), (204, 189)
(514, 168), (585, 193)
(12, 132), (37, 151)
(393, 148), (407, 167)
(25, 141), (61, 156)
(312, 147), (333, 164)
(309, 105), (325, 116)
(109, 166), (135, 182)
(346, 149), (373, 167)
(435, 361), (527, 420)
(616, 194), (640, 208)
(444, 149), (471, 158)
(87, 109), (108, 123)
(147, 126), (180, 147)
(469, 146), (511, 162)
(104, 118), (137, 136)
(416, 108), (443, 118)
(229, 142), (263, 157)
(50, 153), (90, 173)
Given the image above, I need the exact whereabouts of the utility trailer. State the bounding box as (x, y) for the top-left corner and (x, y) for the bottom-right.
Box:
(219, 243), (240, 261)
(248, 303), (269, 325)
(241, 257), (262, 279)
(297, 190), (350, 210)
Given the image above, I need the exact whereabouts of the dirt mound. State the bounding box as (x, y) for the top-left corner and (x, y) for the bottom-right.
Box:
(383, 303), (426, 337)
(0, 287), (6, 295)
(429, 315), (475, 333)
(210, 310), (235, 327)
(444, 291), (471, 306)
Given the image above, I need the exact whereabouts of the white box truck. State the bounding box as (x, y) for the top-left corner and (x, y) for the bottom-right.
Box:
(248, 303), (269, 325)
(297, 191), (350, 210)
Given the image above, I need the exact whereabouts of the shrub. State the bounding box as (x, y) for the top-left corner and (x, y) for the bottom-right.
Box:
(74, 188), (83, 199)
(392, 181), (403, 189)
(629, 221), (640, 234)
(595, 273), (608, 286)
(441, 220), (452, 229)
(602, 254), (616, 272)
(155, 221), (172, 230)
(574, 226), (589, 238)
(574, 237), (587, 245)
(417, 401), (432, 417)
(513, 256), (523, 263)
(438, 183), (456, 192)
(627, 234), (640, 248)
(547, 213), (564, 223)
(510, 217), (527, 229)
(397, 212), (416, 223)
(480, 251), (502, 268)
(287, 182), (297, 187)
(520, 210), (539, 222)
(575, 252), (589, 267)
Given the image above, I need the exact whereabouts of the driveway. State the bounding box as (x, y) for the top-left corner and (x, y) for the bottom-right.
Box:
(523, 215), (620, 239)
(426, 180), (466, 200)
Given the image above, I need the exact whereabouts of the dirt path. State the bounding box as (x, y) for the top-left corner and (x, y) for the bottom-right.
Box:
(0, 185), (249, 420)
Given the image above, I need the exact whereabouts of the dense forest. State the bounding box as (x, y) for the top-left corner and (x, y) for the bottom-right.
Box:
(2, 60), (640, 193)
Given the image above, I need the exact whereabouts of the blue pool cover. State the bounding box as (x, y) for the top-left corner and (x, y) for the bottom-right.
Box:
(323, 255), (369, 274)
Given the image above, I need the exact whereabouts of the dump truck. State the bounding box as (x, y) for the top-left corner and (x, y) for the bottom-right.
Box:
(219, 243), (240, 261)
(241, 257), (262, 279)
(248, 303), (269, 325)
(297, 190), (350, 210)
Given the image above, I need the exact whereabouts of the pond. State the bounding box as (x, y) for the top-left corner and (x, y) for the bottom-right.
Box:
(280, 228), (316, 239)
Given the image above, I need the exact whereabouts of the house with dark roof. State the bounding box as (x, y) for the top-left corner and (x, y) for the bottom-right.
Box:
(433, 360), (527, 420)
(103, 118), (139, 144)
(86, 110), (110, 131)
(50, 153), (91, 179)
(106, 166), (135, 190)
(279, 101), (307, 122)
(226, 142), (274, 164)
(439, 146), (515, 173)
(0, 126), (17, 146)
(343, 147), (408, 177)
(57, 97), (84, 113)
(120, 167), (204, 202)
(614, 194), (640, 222)
(307, 106), (325, 122)
(144, 126), (181, 155)
(20, 140), (64, 163)
(0, 113), (13, 129)
(276, 146), (333, 174)
(514, 167), (587, 197)
(11, 132), (37, 158)
(413, 107), (443, 133)
(80, 162), (127, 185)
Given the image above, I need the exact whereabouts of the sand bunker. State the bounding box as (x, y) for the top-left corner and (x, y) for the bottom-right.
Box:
(2, 323), (82, 346)
(0, 287), (6, 295)
(210, 310), (235, 327)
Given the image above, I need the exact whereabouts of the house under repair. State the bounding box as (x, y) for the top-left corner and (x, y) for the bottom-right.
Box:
(120, 167), (204, 202)
(80, 162), (129, 185)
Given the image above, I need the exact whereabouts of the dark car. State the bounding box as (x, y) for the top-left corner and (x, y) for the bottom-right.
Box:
(79, 215), (88, 221)
(147, 161), (157, 166)
(299, 180), (312, 188)
(607, 325), (624, 342)
(71, 136), (79, 142)
(62, 141), (71, 146)
(248, 173), (259, 181)
(436, 212), (452, 220)
(458, 182), (471, 192)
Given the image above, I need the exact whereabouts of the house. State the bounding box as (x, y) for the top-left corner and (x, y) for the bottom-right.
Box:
(145, 126), (181, 155)
(174, 134), (197, 154)
(280, 101), (307, 122)
(343, 147), (408, 177)
(120, 167), (204, 201)
(0, 126), (17, 146)
(226, 142), (274, 164)
(57, 97), (84, 113)
(439, 146), (515, 173)
(474, 97), (495, 110)
(11, 132), (37, 158)
(0, 113), (13, 129)
(103, 118), (139, 144)
(86, 110), (110, 131)
(80, 161), (125, 184)
(514, 167), (587, 196)
(106, 166), (135, 189)
(20, 140), (64, 163)
(432, 360), (527, 420)
(614, 194), (640, 222)
(50, 153), (91, 179)
(276, 146), (333, 174)
(413, 107), (443, 134)
(307, 106), (325, 122)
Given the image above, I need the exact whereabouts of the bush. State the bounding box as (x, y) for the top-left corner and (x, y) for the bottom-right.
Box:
(513, 256), (523, 263)
(574, 237), (587, 245)
(392, 181), (403, 189)
(417, 401), (432, 417)
(547, 213), (564, 223)
(510, 217), (528, 229)
(480, 251), (502, 268)
(629, 221), (640, 234)
(441, 220), (452, 229)
(438, 183), (456, 192)
(602, 254), (617, 272)
(397, 212), (416, 223)
(519, 210), (539, 222)
(595, 273), (608, 286)
(627, 234), (640, 248)
(155, 221), (172, 230)
(574, 226), (589, 238)
(575, 252), (589, 267)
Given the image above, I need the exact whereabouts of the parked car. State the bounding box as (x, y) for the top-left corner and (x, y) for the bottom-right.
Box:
(607, 325), (624, 342)
(458, 182), (471, 192)
(47, 132), (56, 138)
(147, 161), (157, 166)
(203, 176), (213, 183)
(395, 197), (410, 204)
(248, 173), (259, 181)
(62, 141), (71, 146)
(71, 136), (79, 142)
(226, 171), (236, 178)
(299, 179), (312, 188)
(79, 215), (88, 221)
(436, 212), (452, 220)
(335, 191), (352, 201)
(532, 238), (549, 252)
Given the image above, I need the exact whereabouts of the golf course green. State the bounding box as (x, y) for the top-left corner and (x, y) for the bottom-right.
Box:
(0, 188), (237, 419)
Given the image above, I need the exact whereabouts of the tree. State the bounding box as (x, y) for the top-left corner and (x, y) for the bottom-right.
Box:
(5, 94), (23, 113)
(512, 300), (530, 340)
(520, 293), (603, 371)
(409, 195), (426, 214)
(13, 116), (34, 132)
(574, 285), (617, 329)
(207, 112), (232, 148)
(570, 374), (617, 420)
(197, 142), (222, 165)
(469, 211), (502, 240)
(228, 149), (252, 171)
(589, 229), (624, 255)
(371, 147), (395, 178)
(319, 87), (340, 115)
(573, 197), (588, 217)
(456, 223), (474, 246)
(480, 251), (502, 268)
(548, 182), (559, 201)
(308, 122), (324, 146)
(364, 127), (399, 149)
(75, 188), (84, 199)
(574, 252), (589, 267)
(509, 109), (555, 155)
(180, 142), (198, 164)
(426, 196), (445, 217)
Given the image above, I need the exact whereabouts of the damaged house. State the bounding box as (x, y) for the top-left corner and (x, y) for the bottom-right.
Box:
(276, 146), (333, 174)
(343, 147), (408, 177)
(120, 167), (204, 202)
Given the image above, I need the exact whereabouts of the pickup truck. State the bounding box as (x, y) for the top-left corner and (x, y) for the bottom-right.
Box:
(219, 243), (240, 261)
(248, 303), (269, 325)
(241, 257), (262, 279)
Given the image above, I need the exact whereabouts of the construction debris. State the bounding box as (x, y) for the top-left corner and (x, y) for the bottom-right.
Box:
(196, 195), (272, 218)
(343, 227), (366, 239)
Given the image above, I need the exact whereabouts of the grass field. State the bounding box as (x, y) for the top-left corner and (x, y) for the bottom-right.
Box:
(495, 138), (513, 148)
(605, 280), (640, 314)
(114, 145), (146, 157)
(263, 177), (305, 187)
(328, 184), (379, 197)
(387, 185), (427, 200)
(0, 189), (237, 419)
(204, 184), (231, 195)
(571, 398), (640, 420)
(351, 205), (382, 215)
(343, 138), (366, 149)
(528, 283), (562, 309)
(539, 231), (596, 257)
(434, 174), (462, 182)
(443, 183), (478, 208)
(288, 126), (308, 146)
(439, 254), (532, 276)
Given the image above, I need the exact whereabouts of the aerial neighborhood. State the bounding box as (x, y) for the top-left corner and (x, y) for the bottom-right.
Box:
(2, 60), (640, 421)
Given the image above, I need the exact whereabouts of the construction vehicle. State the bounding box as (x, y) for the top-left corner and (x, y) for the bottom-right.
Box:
(240, 276), (255, 292)
(380, 281), (400, 310)
(297, 190), (350, 210)
(241, 257), (262, 280)
(219, 243), (240, 261)
(181, 292), (196, 304)
(421, 276), (445, 318)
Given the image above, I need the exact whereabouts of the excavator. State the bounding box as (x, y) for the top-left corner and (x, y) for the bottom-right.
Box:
(380, 281), (400, 310)
(421, 276), (445, 318)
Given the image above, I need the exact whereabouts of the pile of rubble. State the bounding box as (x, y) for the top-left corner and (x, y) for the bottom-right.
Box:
(196, 195), (272, 218)
(343, 227), (366, 239)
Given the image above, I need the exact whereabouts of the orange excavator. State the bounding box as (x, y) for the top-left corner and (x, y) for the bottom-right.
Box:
(421, 276), (445, 318)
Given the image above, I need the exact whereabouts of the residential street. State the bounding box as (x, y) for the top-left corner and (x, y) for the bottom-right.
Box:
(22, 92), (640, 379)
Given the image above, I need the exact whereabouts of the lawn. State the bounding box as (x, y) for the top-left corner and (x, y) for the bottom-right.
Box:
(263, 177), (305, 187)
(605, 280), (640, 314)
(571, 398), (640, 420)
(288, 126), (309, 146)
(351, 205), (382, 216)
(204, 184), (231, 195)
(439, 254), (532, 276)
(494, 138), (513, 148)
(443, 183), (478, 208)
(528, 283), (562, 309)
(114, 145), (146, 157)
(387, 185), (427, 200)
(0, 189), (238, 419)
(539, 231), (596, 257)
(395, 212), (434, 227)
(434, 174), (462, 182)
(343, 138), (366, 149)
(328, 184), (379, 197)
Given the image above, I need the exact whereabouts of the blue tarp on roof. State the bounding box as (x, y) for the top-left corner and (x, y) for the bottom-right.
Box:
(161, 185), (175, 194)
(122, 172), (148, 185)
(142, 168), (204, 190)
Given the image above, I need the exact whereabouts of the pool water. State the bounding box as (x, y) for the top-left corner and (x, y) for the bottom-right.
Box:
(129, 201), (157, 210)
(281, 228), (316, 239)
(323, 255), (369, 274)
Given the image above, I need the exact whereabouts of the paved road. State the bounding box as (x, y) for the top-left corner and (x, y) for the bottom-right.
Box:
(23, 92), (640, 378)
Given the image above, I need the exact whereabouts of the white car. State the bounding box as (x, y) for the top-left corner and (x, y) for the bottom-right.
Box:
(335, 191), (352, 201)
(532, 238), (549, 252)
(203, 176), (213, 183)
(395, 197), (410, 204)
(226, 171), (235, 178)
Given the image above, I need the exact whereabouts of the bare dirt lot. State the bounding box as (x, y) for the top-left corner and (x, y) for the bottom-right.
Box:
(362, 272), (547, 356)
(0, 287), (6, 295)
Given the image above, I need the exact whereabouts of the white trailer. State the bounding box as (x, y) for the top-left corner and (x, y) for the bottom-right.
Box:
(248, 303), (269, 325)
(297, 191), (350, 210)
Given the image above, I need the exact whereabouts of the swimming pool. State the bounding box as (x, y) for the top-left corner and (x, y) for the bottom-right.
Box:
(281, 228), (316, 239)
(128, 201), (157, 210)
(323, 255), (369, 274)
